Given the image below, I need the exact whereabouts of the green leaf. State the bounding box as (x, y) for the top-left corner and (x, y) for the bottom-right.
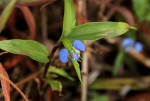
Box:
(48, 66), (74, 81)
(89, 77), (147, 90)
(66, 22), (134, 41)
(0, 0), (17, 33)
(0, 39), (49, 63)
(62, 39), (82, 84)
(132, 0), (149, 20)
(113, 50), (125, 75)
(47, 79), (62, 94)
(72, 60), (82, 84)
(62, 0), (76, 37)
(145, 12), (150, 22)
(91, 93), (110, 101)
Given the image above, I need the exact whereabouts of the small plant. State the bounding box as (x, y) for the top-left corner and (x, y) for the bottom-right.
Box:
(0, 0), (135, 100)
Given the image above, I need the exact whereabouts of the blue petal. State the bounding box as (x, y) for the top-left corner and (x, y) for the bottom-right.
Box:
(72, 52), (80, 60)
(59, 49), (69, 63)
(73, 40), (86, 51)
(121, 38), (134, 48)
(134, 42), (143, 53)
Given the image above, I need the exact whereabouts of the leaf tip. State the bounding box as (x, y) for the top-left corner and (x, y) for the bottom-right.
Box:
(129, 26), (137, 30)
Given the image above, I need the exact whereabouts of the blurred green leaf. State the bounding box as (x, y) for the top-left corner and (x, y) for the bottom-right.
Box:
(48, 74), (58, 78)
(91, 93), (110, 101)
(113, 50), (125, 75)
(62, 0), (76, 37)
(66, 22), (133, 41)
(89, 76), (150, 90)
(48, 66), (74, 81)
(47, 80), (62, 93)
(145, 12), (150, 22)
(0, 39), (49, 63)
(0, 0), (16, 33)
(62, 39), (82, 84)
(132, 0), (149, 20)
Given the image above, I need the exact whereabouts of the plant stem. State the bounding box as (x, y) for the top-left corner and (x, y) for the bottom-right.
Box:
(43, 44), (60, 78)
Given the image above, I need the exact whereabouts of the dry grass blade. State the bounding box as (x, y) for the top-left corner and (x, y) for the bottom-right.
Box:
(0, 63), (29, 101)
(16, 0), (56, 6)
(0, 63), (10, 101)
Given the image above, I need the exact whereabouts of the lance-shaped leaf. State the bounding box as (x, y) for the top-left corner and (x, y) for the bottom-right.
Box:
(62, 0), (76, 37)
(48, 66), (74, 81)
(0, 0), (16, 33)
(66, 22), (135, 41)
(0, 39), (49, 63)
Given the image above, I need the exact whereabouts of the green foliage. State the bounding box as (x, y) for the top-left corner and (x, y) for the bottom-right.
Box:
(0, 0), (16, 33)
(60, 0), (82, 83)
(47, 79), (62, 94)
(91, 93), (110, 101)
(89, 77), (150, 90)
(0, 0), (134, 84)
(0, 39), (49, 63)
(67, 22), (134, 41)
(62, 38), (82, 83)
(72, 60), (82, 84)
(60, 0), (134, 83)
(113, 50), (125, 75)
(132, 0), (150, 21)
(62, 0), (76, 37)
(48, 66), (74, 81)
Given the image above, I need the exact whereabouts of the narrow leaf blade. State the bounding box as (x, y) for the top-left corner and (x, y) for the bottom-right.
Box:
(0, 0), (17, 33)
(67, 22), (133, 41)
(62, 0), (76, 36)
(48, 66), (74, 81)
(0, 39), (49, 63)
(113, 50), (125, 75)
(72, 60), (82, 84)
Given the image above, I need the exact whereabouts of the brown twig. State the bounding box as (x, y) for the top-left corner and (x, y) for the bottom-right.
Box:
(43, 44), (60, 78)
(41, 7), (48, 40)
(16, 70), (43, 86)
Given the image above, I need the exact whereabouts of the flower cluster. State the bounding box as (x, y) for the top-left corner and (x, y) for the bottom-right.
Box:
(59, 40), (86, 63)
(121, 38), (143, 53)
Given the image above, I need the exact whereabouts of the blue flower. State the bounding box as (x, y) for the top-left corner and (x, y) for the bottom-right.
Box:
(121, 38), (134, 48)
(121, 38), (143, 53)
(59, 40), (86, 63)
(59, 49), (69, 63)
(134, 42), (143, 53)
(73, 40), (86, 51)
